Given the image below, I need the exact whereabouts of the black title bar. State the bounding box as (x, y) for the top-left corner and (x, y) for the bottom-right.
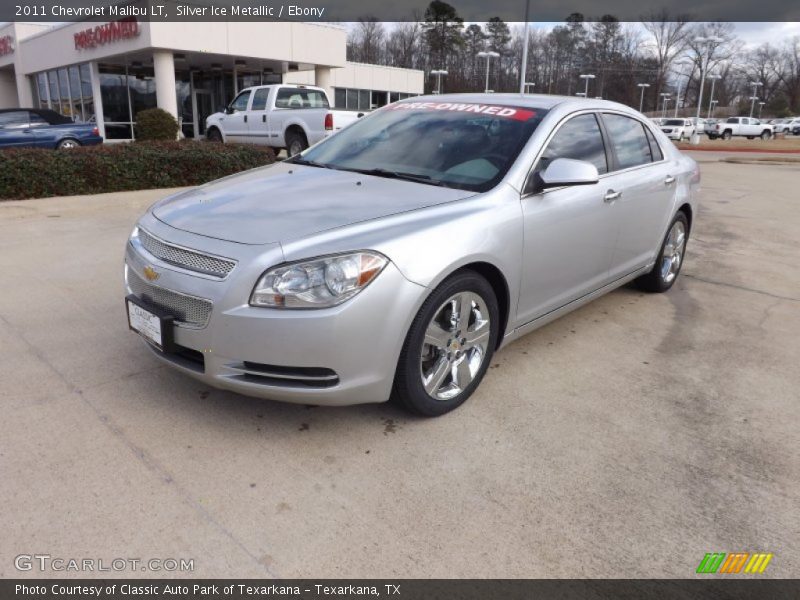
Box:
(3, 0), (800, 22)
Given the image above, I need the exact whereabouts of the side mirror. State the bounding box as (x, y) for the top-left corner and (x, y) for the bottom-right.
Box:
(218, 106), (227, 114)
(539, 158), (599, 189)
(225, 106), (235, 115)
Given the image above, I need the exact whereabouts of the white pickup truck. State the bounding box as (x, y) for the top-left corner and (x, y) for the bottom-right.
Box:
(707, 117), (773, 140)
(205, 84), (365, 155)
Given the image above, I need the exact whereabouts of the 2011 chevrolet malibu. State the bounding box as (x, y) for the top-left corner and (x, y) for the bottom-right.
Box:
(125, 94), (699, 416)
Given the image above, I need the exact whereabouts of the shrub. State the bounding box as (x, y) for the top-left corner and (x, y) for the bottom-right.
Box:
(0, 141), (275, 200)
(134, 108), (180, 141)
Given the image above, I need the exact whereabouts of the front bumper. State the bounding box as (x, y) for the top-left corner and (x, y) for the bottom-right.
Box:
(124, 217), (428, 406)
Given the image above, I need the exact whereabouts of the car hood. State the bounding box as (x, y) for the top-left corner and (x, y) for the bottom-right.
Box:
(152, 162), (474, 245)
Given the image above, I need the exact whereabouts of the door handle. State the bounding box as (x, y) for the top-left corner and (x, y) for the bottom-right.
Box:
(243, 115), (248, 123)
(604, 189), (622, 203)
(664, 175), (676, 185)
(262, 115), (266, 123)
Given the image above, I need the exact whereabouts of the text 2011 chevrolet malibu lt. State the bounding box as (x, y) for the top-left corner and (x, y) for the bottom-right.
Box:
(125, 94), (699, 416)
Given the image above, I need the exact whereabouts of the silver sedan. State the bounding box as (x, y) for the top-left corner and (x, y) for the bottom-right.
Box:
(125, 94), (699, 416)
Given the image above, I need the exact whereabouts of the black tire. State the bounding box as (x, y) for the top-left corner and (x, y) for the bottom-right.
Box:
(635, 211), (690, 293)
(746, 136), (754, 140)
(722, 130), (732, 140)
(761, 130), (771, 140)
(207, 127), (223, 143)
(286, 131), (308, 156)
(707, 135), (717, 140)
(391, 270), (500, 417)
(56, 138), (80, 150)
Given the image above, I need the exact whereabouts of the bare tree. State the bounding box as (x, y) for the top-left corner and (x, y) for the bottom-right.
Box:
(641, 11), (692, 111)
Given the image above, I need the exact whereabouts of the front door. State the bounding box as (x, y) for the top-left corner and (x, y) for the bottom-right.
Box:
(517, 112), (618, 324)
(0, 111), (36, 148)
(222, 89), (251, 143)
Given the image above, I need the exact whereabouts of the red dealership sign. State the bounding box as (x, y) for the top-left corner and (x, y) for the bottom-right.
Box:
(0, 35), (14, 57)
(74, 18), (140, 51)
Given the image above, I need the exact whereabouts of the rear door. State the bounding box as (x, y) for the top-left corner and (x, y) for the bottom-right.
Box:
(247, 87), (272, 145)
(0, 111), (36, 148)
(599, 112), (676, 279)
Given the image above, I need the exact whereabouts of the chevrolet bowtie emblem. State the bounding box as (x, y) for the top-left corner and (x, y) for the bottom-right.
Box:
(143, 265), (160, 282)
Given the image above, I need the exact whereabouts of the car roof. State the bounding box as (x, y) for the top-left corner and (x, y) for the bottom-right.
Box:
(405, 93), (642, 115)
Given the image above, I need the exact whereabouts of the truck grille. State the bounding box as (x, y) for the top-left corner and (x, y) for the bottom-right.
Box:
(137, 228), (235, 278)
(127, 267), (212, 328)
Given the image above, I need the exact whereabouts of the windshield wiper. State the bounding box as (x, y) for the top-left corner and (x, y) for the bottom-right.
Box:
(287, 157), (333, 169)
(343, 168), (446, 187)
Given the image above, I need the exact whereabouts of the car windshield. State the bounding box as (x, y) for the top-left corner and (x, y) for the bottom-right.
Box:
(294, 101), (547, 192)
(664, 119), (685, 126)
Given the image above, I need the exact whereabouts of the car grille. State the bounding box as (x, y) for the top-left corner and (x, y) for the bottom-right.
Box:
(127, 267), (212, 328)
(137, 228), (235, 278)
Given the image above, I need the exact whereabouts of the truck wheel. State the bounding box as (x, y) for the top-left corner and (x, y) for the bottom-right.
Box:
(761, 130), (772, 140)
(286, 132), (308, 156)
(722, 130), (732, 140)
(207, 128), (223, 143)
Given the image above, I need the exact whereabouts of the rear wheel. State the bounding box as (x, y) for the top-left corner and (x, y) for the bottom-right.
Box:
(56, 138), (80, 150)
(392, 270), (499, 416)
(286, 131), (308, 156)
(761, 130), (772, 140)
(635, 212), (689, 293)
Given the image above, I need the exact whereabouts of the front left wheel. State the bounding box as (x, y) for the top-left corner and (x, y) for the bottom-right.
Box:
(392, 270), (499, 416)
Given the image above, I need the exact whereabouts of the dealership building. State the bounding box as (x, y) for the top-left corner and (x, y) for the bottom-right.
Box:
(0, 20), (424, 139)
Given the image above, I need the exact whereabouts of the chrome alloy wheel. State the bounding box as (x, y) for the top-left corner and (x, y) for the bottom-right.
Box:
(419, 291), (491, 401)
(660, 220), (686, 284)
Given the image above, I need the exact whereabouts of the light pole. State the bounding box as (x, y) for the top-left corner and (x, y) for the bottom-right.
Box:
(637, 83), (650, 112)
(519, 0), (530, 94)
(430, 69), (448, 95)
(706, 74), (720, 119)
(579, 73), (595, 98)
(523, 82), (535, 94)
(660, 93), (671, 119)
(758, 101), (765, 118)
(477, 51), (500, 93)
(691, 36), (723, 144)
(749, 81), (763, 117)
(709, 99), (718, 118)
(673, 62), (691, 117)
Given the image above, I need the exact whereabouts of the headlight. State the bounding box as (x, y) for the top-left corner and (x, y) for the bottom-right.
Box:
(250, 252), (388, 309)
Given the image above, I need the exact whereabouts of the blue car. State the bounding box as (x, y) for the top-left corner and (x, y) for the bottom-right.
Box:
(0, 109), (103, 149)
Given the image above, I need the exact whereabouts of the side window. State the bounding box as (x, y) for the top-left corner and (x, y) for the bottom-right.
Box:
(535, 113), (608, 175)
(229, 90), (251, 113)
(251, 88), (270, 111)
(0, 111), (30, 129)
(644, 126), (664, 162)
(603, 113), (653, 170)
(28, 112), (49, 126)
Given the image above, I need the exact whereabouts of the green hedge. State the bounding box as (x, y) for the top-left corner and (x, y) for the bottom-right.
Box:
(134, 108), (180, 141)
(0, 141), (276, 200)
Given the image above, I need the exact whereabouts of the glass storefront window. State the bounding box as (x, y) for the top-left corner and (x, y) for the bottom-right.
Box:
(128, 67), (157, 118)
(334, 88), (346, 109)
(47, 71), (60, 114)
(68, 66), (83, 120)
(36, 73), (49, 109)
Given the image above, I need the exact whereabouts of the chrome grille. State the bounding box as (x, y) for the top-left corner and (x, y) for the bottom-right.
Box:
(127, 267), (212, 328)
(137, 228), (235, 278)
